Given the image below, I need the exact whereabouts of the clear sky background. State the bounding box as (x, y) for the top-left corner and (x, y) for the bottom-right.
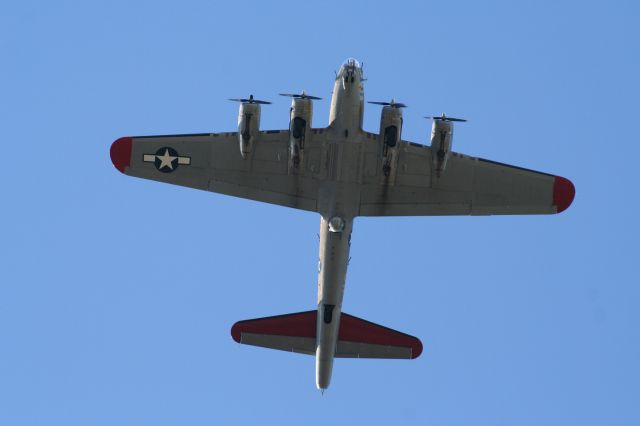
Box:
(1, 1), (638, 425)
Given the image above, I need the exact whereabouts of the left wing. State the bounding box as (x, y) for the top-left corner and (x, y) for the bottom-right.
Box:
(110, 131), (320, 212)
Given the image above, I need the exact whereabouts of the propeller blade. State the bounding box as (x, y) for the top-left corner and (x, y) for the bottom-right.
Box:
(228, 95), (271, 104)
(425, 114), (467, 122)
(279, 92), (322, 100)
(368, 101), (407, 108)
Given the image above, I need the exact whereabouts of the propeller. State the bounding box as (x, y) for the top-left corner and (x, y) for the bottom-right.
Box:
(425, 113), (466, 122)
(228, 94), (271, 105)
(368, 99), (407, 108)
(279, 91), (322, 100)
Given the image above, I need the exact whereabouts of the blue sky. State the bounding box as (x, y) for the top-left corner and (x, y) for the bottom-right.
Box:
(1, 1), (638, 425)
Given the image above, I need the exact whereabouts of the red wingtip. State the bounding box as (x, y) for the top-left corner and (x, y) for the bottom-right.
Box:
(230, 322), (241, 343)
(110, 137), (132, 173)
(553, 176), (575, 213)
(412, 339), (424, 359)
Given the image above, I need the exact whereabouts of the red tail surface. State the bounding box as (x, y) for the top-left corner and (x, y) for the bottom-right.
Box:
(231, 311), (422, 359)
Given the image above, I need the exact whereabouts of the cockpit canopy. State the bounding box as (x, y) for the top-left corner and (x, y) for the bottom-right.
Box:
(341, 57), (362, 69)
(339, 57), (364, 80)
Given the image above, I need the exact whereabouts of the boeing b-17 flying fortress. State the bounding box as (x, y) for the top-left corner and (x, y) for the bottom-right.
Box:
(110, 58), (575, 390)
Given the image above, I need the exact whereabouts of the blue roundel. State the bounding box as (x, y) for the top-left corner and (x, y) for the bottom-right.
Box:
(154, 147), (180, 173)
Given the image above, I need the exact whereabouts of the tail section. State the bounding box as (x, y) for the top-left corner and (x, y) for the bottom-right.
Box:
(231, 310), (422, 359)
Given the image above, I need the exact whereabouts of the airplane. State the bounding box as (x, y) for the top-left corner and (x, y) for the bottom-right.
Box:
(110, 57), (575, 391)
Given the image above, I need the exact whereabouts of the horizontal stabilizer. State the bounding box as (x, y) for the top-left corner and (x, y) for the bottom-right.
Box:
(336, 314), (423, 359)
(231, 311), (422, 359)
(231, 311), (317, 355)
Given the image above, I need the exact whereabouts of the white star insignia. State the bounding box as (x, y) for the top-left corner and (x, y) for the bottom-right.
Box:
(143, 147), (191, 172)
(156, 149), (177, 170)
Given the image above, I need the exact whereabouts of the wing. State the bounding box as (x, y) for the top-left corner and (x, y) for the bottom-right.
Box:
(110, 131), (321, 212)
(359, 140), (575, 216)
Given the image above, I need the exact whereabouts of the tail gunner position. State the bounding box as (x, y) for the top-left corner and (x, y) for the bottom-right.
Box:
(110, 58), (575, 391)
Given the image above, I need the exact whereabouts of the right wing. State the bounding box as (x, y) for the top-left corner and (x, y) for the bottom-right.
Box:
(110, 130), (323, 213)
(359, 139), (575, 216)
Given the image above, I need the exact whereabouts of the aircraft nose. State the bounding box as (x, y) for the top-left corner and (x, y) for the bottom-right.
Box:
(110, 136), (132, 173)
(338, 57), (363, 77)
(341, 57), (361, 69)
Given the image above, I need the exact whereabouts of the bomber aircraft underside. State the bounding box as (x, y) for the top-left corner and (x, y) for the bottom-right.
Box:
(110, 58), (575, 390)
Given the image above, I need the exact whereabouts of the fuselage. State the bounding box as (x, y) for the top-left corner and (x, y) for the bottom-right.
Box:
(315, 58), (365, 390)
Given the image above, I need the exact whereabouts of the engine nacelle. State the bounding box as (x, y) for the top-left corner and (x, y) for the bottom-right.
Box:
(288, 98), (313, 170)
(237, 102), (261, 158)
(378, 106), (403, 177)
(430, 119), (453, 177)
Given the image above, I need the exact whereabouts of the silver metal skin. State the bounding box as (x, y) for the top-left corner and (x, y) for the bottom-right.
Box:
(287, 97), (313, 172)
(237, 102), (261, 158)
(315, 215), (352, 389)
(315, 58), (364, 390)
(377, 105), (403, 182)
(329, 58), (365, 136)
(430, 119), (453, 177)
